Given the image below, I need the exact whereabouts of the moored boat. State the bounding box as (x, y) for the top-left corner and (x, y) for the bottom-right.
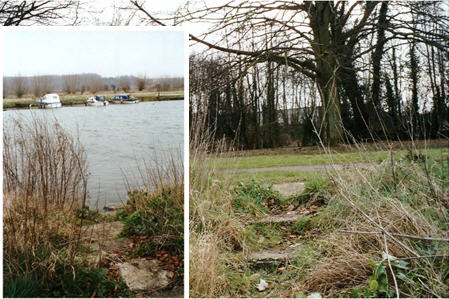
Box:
(122, 97), (139, 104)
(37, 93), (62, 108)
(111, 94), (139, 104)
(86, 95), (109, 106)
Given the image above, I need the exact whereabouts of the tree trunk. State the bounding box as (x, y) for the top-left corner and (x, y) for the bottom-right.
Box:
(371, 2), (389, 109)
(309, 2), (343, 146)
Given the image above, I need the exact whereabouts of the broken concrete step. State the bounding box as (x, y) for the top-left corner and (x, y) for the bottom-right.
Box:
(251, 212), (301, 224)
(118, 259), (174, 292)
(248, 249), (299, 264)
(272, 181), (305, 197)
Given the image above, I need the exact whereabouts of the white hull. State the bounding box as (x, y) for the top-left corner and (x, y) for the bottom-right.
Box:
(38, 102), (62, 108)
(37, 94), (62, 108)
(122, 100), (139, 104)
(87, 101), (109, 106)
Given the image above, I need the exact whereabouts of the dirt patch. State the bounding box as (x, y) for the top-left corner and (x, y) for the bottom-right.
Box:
(86, 221), (124, 239)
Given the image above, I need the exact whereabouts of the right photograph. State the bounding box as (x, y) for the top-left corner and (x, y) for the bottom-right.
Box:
(188, 1), (449, 298)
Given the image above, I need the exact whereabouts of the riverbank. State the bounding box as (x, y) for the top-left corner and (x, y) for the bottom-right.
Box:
(4, 106), (184, 298)
(3, 91), (184, 109)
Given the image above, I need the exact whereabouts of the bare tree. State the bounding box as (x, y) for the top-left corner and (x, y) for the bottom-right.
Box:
(62, 74), (79, 94)
(88, 74), (104, 93)
(32, 75), (54, 97)
(32, 76), (42, 97)
(40, 75), (54, 94)
(0, 0), (81, 26)
(136, 74), (147, 91)
(118, 76), (130, 92)
(130, 1), (449, 145)
(12, 75), (27, 98)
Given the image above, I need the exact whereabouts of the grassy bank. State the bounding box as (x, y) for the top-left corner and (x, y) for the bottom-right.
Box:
(3, 90), (184, 109)
(190, 139), (449, 297)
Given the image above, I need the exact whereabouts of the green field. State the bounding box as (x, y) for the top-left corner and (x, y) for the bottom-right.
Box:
(208, 147), (448, 170)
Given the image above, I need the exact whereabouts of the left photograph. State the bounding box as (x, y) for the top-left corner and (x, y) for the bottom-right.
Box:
(3, 28), (185, 298)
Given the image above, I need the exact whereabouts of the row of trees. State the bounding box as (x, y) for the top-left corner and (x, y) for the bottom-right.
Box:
(184, 1), (449, 147)
(4, 74), (184, 98)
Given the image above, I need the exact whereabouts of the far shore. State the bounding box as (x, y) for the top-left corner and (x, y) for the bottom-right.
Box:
(3, 90), (184, 110)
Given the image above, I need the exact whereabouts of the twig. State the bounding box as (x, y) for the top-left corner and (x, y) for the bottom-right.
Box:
(390, 149), (397, 193)
(377, 210), (399, 299)
(418, 278), (441, 298)
(338, 192), (420, 257)
(338, 229), (449, 242)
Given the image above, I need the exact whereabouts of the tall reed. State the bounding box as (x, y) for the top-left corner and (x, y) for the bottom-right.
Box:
(3, 115), (88, 289)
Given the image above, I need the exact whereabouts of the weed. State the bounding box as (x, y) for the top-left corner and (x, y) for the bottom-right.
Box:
(119, 185), (184, 253)
(76, 205), (104, 224)
(232, 180), (281, 215)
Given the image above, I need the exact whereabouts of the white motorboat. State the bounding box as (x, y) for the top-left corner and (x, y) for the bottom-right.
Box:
(37, 93), (62, 108)
(86, 95), (109, 106)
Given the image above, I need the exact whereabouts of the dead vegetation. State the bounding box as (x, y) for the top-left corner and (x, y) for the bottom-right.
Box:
(3, 115), (89, 295)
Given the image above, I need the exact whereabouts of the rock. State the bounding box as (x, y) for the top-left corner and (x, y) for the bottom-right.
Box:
(249, 251), (291, 262)
(256, 279), (268, 291)
(248, 248), (300, 264)
(118, 259), (173, 292)
(251, 213), (300, 224)
(272, 181), (305, 197)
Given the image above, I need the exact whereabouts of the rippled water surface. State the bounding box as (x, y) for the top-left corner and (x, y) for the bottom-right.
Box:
(4, 100), (184, 209)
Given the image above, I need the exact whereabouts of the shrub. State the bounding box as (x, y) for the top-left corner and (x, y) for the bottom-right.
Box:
(119, 185), (184, 252)
(119, 152), (184, 254)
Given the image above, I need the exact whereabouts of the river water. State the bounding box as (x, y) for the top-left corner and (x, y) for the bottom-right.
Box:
(3, 100), (184, 209)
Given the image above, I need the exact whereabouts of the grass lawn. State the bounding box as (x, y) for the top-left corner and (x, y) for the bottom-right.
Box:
(208, 147), (448, 170)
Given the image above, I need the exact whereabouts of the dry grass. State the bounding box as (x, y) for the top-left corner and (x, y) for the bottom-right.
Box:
(300, 138), (449, 297)
(189, 115), (248, 297)
(3, 115), (89, 290)
(189, 232), (228, 297)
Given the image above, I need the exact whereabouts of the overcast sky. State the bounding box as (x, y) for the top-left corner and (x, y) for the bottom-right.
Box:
(3, 30), (184, 77)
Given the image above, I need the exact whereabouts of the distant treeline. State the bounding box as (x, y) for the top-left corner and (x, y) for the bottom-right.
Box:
(3, 73), (184, 98)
